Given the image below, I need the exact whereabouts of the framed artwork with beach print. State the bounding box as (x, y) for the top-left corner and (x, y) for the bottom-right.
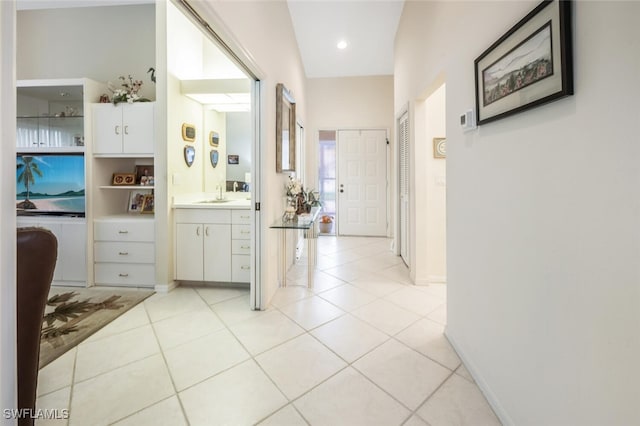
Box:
(474, 0), (573, 125)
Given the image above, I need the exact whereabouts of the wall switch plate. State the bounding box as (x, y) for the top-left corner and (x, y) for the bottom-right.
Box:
(460, 109), (477, 132)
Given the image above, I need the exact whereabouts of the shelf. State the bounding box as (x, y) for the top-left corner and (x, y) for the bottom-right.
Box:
(99, 185), (155, 190)
(17, 115), (84, 119)
(17, 147), (85, 154)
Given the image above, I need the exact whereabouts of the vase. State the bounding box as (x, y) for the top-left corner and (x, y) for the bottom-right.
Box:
(319, 221), (333, 234)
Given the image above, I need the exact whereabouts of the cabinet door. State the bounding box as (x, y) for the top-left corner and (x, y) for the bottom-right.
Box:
(93, 103), (124, 154)
(176, 223), (204, 281)
(203, 224), (231, 282)
(59, 222), (87, 282)
(122, 103), (154, 154)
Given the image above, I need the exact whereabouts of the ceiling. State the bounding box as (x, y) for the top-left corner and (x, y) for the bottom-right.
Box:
(17, 0), (405, 79)
(287, 0), (405, 78)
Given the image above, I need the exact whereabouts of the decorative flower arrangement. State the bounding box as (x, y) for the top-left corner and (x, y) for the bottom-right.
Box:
(285, 176), (321, 214)
(320, 215), (333, 223)
(107, 75), (150, 105)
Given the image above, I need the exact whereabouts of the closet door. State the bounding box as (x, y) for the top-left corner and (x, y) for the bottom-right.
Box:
(399, 111), (410, 265)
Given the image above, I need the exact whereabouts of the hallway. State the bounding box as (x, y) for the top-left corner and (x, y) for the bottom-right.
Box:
(35, 237), (500, 425)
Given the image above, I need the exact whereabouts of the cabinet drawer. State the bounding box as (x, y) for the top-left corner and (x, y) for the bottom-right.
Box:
(232, 224), (251, 240)
(94, 220), (154, 242)
(94, 242), (155, 263)
(175, 208), (230, 224)
(231, 210), (251, 224)
(232, 255), (251, 283)
(232, 239), (251, 255)
(94, 263), (155, 287)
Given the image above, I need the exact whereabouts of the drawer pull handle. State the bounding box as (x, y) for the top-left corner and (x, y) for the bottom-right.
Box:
(115, 125), (120, 135)
(240, 230), (250, 234)
(241, 245), (250, 249)
(118, 273), (129, 277)
(124, 125), (129, 135)
(118, 230), (129, 234)
(240, 215), (250, 219)
(241, 266), (251, 270)
(118, 252), (129, 256)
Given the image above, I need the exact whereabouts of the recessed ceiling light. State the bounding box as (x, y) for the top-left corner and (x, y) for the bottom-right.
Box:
(337, 40), (348, 50)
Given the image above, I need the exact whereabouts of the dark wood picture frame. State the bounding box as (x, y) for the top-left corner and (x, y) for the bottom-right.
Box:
(276, 83), (296, 173)
(474, 0), (573, 125)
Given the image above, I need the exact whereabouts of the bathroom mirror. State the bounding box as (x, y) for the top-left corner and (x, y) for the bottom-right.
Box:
(184, 145), (195, 167)
(276, 83), (296, 173)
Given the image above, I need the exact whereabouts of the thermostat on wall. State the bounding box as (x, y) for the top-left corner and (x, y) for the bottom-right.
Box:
(460, 109), (477, 132)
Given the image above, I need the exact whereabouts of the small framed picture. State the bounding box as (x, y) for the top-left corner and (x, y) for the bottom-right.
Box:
(228, 154), (239, 165)
(128, 189), (152, 213)
(209, 131), (220, 147)
(433, 138), (446, 159)
(113, 173), (136, 186)
(141, 194), (154, 214)
(134, 165), (154, 186)
(182, 123), (196, 142)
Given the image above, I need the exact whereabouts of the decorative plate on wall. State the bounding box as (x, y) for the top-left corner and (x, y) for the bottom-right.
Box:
(184, 145), (195, 167)
(433, 137), (446, 159)
(182, 123), (196, 142)
(210, 150), (219, 168)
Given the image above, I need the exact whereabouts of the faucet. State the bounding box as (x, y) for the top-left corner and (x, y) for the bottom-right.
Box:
(233, 181), (238, 192)
(216, 183), (223, 200)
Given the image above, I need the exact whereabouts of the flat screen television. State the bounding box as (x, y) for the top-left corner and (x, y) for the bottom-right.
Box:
(16, 153), (85, 217)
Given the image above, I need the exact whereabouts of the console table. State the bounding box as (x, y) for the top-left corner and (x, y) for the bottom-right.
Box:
(270, 207), (321, 288)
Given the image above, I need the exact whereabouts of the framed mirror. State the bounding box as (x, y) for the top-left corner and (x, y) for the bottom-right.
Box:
(184, 145), (195, 167)
(276, 83), (296, 172)
(210, 149), (219, 168)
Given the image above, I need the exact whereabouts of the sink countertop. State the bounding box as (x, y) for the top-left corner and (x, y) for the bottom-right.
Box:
(173, 193), (251, 210)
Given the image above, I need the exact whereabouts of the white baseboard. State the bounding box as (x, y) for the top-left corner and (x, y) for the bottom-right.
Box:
(428, 275), (447, 284)
(155, 281), (178, 293)
(445, 328), (513, 426)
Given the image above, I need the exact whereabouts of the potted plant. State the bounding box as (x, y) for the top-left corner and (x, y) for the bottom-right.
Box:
(319, 215), (334, 234)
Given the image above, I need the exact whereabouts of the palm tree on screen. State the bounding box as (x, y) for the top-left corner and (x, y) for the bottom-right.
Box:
(17, 155), (42, 209)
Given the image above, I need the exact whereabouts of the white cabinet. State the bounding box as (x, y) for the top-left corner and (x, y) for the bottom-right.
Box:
(94, 218), (155, 287)
(231, 210), (252, 283)
(93, 102), (155, 155)
(16, 217), (87, 287)
(175, 209), (232, 282)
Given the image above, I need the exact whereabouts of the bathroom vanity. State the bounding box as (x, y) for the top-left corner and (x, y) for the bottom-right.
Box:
(173, 197), (251, 284)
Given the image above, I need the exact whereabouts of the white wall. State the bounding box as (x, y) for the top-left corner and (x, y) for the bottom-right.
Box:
(395, 1), (640, 424)
(0, 2), (17, 423)
(306, 75), (394, 188)
(17, 4), (156, 100)
(190, 0), (307, 306)
(225, 112), (251, 183)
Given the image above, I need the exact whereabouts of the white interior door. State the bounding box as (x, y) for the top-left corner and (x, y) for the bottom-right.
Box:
(399, 112), (410, 265)
(337, 129), (388, 236)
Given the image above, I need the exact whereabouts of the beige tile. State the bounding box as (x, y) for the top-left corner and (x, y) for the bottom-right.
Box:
(211, 293), (265, 325)
(417, 374), (501, 426)
(404, 415), (430, 426)
(384, 287), (444, 316)
(427, 304), (447, 326)
(84, 303), (150, 343)
(229, 310), (305, 355)
(193, 285), (248, 305)
(310, 271), (347, 293)
(318, 284), (377, 312)
(152, 308), (225, 351)
(179, 360), (287, 426)
(311, 315), (388, 362)
(37, 347), (76, 397)
(258, 404), (307, 425)
(379, 264), (413, 285)
(69, 354), (174, 426)
(144, 287), (209, 323)
(35, 386), (70, 426)
(294, 367), (410, 425)
(396, 318), (461, 371)
(352, 298), (420, 335)
(354, 339), (451, 410)
(164, 328), (250, 391)
(256, 334), (346, 399)
(279, 295), (345, 330)
(455, 363), (475, 383)
(112, 396), (187, 426)
(270, 285), (314, 308)
(323, 263), (367, 282)
(74, 324), (160, 383)
(415, 283), (447, 300)
(350, 273), (407, 297)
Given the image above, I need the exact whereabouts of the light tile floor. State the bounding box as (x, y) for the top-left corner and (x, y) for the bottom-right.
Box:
(36, 236), (501, 426)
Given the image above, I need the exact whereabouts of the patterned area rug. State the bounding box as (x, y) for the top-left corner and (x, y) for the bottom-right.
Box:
(39, 287), (154, 369)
